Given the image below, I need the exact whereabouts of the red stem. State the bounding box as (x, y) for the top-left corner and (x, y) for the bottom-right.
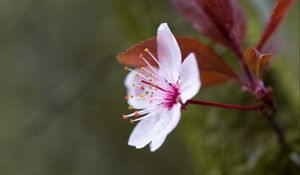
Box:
(185, 99), (263, 111)
(232, 44), (256, 89)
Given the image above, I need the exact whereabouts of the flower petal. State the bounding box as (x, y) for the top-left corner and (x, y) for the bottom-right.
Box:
(128, 104), (181, 151)
(150, 104), (181, 151)
(157, 23), (182, 83)
(128, 112), (160, 149)
(150, 134), (167, 152)
(179, 53), (201, 103)
(124, 68), (160, 109)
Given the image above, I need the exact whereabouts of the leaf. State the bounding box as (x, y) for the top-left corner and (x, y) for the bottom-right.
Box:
(117, 37), (238, 87)
(257, 0), (296, 51)
(172, 0), (247, 51)
(244, 47), (272, 79)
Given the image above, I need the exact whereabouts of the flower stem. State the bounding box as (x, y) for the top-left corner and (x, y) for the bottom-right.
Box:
(184, 99), (263, 111)
(232, 45), (255, 89)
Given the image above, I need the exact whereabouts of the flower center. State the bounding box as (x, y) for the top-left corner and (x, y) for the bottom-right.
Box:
(140, 80), (180, 109)
(163, 84), (181, 109)
(122, 48), (181, 124)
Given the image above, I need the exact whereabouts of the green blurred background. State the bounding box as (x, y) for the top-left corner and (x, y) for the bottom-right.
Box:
(0, 0), (299, 174)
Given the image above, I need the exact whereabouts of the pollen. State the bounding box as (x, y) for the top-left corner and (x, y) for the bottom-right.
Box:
(129, 119), (134, 124)
(141, 67), (145, 71)
(128, 105), (132, 110)
(140, 93), (145, 98)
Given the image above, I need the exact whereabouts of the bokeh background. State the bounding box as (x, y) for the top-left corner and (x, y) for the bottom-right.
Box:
(0, 0), (299, 174)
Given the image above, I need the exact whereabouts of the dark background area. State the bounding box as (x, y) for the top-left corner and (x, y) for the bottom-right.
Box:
(0, 0), (299, 174)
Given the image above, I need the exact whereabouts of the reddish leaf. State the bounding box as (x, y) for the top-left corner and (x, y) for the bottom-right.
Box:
(244, 47), (272, 79)
(172, 0), (247, 51)
(117, 37), (238, 87)
(257, 0), (296, 51)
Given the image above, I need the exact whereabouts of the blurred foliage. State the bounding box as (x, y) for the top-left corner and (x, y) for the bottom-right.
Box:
(0, 0), (299, 175)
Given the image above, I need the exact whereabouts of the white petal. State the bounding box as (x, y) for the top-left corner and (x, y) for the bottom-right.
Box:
(149, 104), (181, 151)
(179, 53), (201, 103)
(128, 104), (181, 151)
(150, 134), (167, 152)
(128, 112), (159, 149)
(157, 23), (181, 83)
(124, 68), (160, 109)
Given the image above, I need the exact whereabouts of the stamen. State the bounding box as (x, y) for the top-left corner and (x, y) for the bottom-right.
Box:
(139, 53), (160, 77)
(134, 111), (139, 117)
(124, 107), (155, 121)
(141, 80), (167, 92)
(131, 110), (160, 122)
(142, 67), (160, 80)
(144, 48), (160, 66)
(127, 67), (148, 80)
(124, 66), (129, 71)
(122, 114), (127, 120)
(140, 93), (145, 98)
(128, 105), (132, 110)
(129, 119), (134, 124)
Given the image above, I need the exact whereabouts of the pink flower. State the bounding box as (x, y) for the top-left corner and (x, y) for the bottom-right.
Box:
(123, 23), (201, 152)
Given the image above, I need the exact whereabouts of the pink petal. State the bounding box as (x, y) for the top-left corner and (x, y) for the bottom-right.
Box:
(179, 53), (201, 103)
(157, 23), (182, 83)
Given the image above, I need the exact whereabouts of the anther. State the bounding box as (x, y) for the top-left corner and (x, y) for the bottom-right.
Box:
(141, 67), (145, 71)
(134, 111), (139, 117)
(128, 105), (132, 110)
(129, 119), (134, 124)
(124, 66), (129, 71)
(132, 83), (136, 87)
(122, 114), (127, 120)
(139, 53), (144, 59)
(135, 73), (139, 77)
(140, 93), (145, 98)
(144, 48), (149, 52)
